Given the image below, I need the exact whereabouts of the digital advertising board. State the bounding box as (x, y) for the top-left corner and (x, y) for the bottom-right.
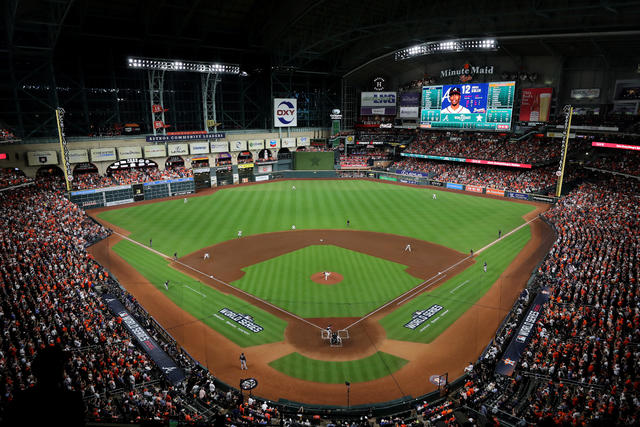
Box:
(420, 81), (515, 131)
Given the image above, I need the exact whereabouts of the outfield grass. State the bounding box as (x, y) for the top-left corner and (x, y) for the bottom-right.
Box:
(98, 180), (535, 257)
(232, 245), (423, 318)
(379, 225), (532, 343)
(111, 239), (287, 347)
(268, 352), (408, 384)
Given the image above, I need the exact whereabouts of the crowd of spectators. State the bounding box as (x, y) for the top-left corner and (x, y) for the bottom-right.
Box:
(72, 166), (194, 190)
(583, 146), (640, 177)
(0, 127), (18, 143)
(403, 131), (559, 164)
(392, 158), (567, 193)
(0, 168), (31, 189)
(428, 171), (640, 426)
(2, 151), (639, 425)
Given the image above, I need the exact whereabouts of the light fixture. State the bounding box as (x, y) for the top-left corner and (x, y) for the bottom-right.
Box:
(127, 57), (240, 74)
(394, 38), (498, 61)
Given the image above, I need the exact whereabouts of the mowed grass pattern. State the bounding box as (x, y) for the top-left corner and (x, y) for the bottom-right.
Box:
(380, 225), (532, 343)
(268, 352), (408, 384)
(233, 245), (423, 318)
(112, 239), (287, 347)
(98, 180), (535, 257)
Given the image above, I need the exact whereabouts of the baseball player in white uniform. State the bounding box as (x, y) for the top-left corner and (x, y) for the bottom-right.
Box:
(404, 244), (412, 253)
(441, 87), (471, 114)
(324, 271), (330, 281)
(237, 230), (242, 238)
(204, 252), (210, 260)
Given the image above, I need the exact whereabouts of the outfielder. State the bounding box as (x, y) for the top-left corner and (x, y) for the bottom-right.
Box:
(291, 224), (296, 230)
(433, 193), (437, 200)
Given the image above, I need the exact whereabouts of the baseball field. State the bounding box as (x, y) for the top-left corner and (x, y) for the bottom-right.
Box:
(89, 179), (554, 406)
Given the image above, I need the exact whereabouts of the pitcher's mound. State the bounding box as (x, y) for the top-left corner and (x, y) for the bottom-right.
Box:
(311, 272), (343, 285)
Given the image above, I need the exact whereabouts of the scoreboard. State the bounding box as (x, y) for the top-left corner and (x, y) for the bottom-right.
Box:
(420, 81), (515, 131)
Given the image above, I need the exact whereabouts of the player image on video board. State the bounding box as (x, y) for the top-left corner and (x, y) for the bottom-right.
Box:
(421, 81), (514, 131)
(440, 87), (471, 114)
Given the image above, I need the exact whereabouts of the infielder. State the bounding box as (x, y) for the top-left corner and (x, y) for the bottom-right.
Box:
(324, 271), (330, 281)
(237, 230), (242, 238)
(204, 253), (210, 260)
(291, 224), (296, 230)
(240, 353), (248, 370)
(483, 261), (487, 273)
(164, 280), (169, 291)
(404, 243), (412, 252)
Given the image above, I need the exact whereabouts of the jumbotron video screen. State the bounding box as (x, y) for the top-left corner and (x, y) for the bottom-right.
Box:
(420, 81), (515, 131)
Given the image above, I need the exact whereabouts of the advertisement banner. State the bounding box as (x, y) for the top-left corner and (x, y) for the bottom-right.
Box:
(274, 98), (297, 127)
(117, 146), (142, 159)
(446, 183), (464, 190)
(465, 159), (532, 169)
(266, 139), (280, 149)
(465, 184), (483, 193)
(592, 141), (640, 151)
(189, 142), (210, 155)
(571, 88), (600, 99)
(248, 140), (264, 150)
(495, 288), (551, 376)
(530, 194), (557, 203)
(281, 137), (296, 148)
(145, 132), (224, 143)
(230, 140), (247, 151)
(361, 92), (397, 107)
(210, 141), (229, 153)
(143, 145), (167, 158)
(297, 137), (310, 146)
(399, 92), (421, 118)
(103, 295), (185, 385)
(27, 150), (58, 166)
(360, 106), (397, 115)
(237, 163), (254, 169)
(519, 88), (553, 122)
(167, 144), (189, 156)
(429, 180), (444, 187)
(486, 188), (505, 196)
(255, 175), (269, 182)
(257, 164), (272, 173)
(506, 191), (529, 200)
(68, 149), (89, 164)
(90, 147), (117, 162)
(395, 169), (429, 178)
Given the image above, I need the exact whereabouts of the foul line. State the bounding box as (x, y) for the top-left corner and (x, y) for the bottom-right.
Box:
(449, 280), (470, 294)
(113, 231), (324, 331)
(344, 214), (542, 331)
(184, 285), (207, 298)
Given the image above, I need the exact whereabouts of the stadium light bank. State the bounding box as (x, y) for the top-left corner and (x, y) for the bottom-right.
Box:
(127, 57), (240, 75)
(394, 39), (498, 61)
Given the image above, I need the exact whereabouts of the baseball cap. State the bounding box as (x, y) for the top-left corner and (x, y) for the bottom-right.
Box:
(449, 87), (461, 96)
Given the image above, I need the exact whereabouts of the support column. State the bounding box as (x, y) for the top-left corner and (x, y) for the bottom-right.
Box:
(148, 70), (166, 135)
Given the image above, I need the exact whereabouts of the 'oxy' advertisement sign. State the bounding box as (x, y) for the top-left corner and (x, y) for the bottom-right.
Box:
(274, 98), (297, 127)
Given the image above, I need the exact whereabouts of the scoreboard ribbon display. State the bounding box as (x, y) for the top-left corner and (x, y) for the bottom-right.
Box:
(420, 81), (515, 131)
